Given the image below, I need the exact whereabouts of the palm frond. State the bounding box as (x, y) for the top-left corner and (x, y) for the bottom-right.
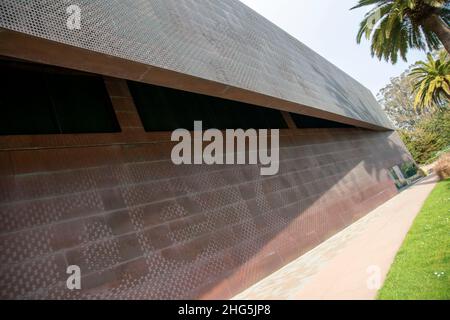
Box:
(350, 0), (391, 11)
(411, 50), (450, 111)
(353, 0), (450, 64)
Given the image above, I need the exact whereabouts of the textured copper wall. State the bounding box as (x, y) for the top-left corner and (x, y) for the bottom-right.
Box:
(0, 78), (411, 300)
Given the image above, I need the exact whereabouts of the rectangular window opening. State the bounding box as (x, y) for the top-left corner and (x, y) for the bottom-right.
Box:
(0, 58), (120, 135)
(289, 112), (355, 128)
(127, 80), (288, 131)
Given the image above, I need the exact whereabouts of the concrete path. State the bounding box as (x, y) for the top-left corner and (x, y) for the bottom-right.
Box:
(233, 174), (439, 300)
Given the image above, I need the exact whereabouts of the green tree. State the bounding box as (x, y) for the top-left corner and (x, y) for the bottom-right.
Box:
(377, 65), (424, 130)
(399, 110), (450, 163)
(351, 0), (450, 64)
(410, 50), (450, 110)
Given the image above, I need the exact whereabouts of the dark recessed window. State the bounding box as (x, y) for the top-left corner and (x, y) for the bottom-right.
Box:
(289, 113), (354, 128)
(127, 81), (288, 131)
(0, 59), (120, 135)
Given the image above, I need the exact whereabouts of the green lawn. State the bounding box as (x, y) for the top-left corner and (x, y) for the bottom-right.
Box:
(377, 179), (450, 300)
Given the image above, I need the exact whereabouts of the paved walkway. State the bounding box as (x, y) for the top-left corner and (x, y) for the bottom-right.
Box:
(233, 174), (439, 300)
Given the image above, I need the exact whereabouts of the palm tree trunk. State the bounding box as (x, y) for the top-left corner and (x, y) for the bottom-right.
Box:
(422, 14), (450, 54)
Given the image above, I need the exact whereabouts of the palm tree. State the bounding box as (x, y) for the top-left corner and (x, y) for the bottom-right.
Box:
(351, 0), (450, 64)
(410, 50), (450, 110)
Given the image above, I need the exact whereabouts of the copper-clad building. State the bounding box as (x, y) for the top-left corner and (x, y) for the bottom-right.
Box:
(0, 0), (411, 299)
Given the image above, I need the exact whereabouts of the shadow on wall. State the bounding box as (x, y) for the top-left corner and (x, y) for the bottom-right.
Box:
(0, 128), (410, 299)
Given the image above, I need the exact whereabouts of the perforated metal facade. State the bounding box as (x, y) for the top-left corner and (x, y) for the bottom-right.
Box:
(0, 76), (410, 299)
(0, 1), (411, 300)
(0, 0), (392, 129)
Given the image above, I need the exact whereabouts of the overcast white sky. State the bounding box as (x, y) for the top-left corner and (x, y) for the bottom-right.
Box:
(239, 0), (427, 97)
